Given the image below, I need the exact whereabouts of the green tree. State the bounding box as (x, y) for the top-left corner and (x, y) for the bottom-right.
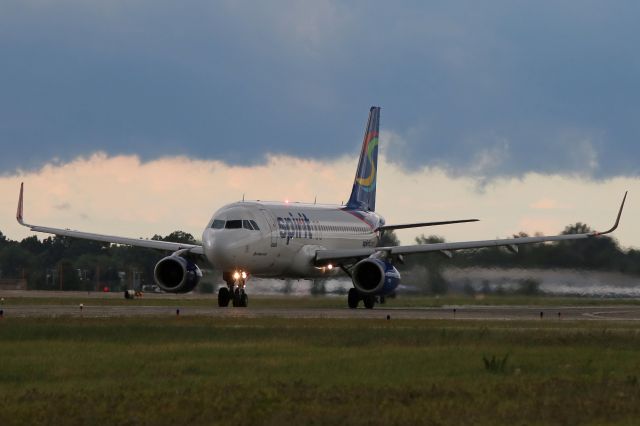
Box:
(0, 244), (30, 278)
(377, 230), (400, 247)
(153, 231), (197, 244)
(55, 260), (82, 291)
(406, 235), (450, 295)
(20, 235), (45, 255)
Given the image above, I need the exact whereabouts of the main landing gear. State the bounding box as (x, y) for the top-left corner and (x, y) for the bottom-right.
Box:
(218, 271), (249, 308)
(348, 288), (384, 309)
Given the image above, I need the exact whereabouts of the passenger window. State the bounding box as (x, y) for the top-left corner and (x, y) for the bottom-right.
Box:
(249, 220), (260, 231)
(225, 220), (242, 229)
(212, 219), (225, 229)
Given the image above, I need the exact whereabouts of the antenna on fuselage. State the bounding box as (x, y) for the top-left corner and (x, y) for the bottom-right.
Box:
(242, 193), (245, 202)
(314, 195), (317, 205)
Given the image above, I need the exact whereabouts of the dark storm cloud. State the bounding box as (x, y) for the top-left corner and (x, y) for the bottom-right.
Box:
(1, 1), (639, 178)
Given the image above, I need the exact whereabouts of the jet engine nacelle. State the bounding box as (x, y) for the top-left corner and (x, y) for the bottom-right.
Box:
(351, 258), (401, 295)
(154, 256), (202, 293)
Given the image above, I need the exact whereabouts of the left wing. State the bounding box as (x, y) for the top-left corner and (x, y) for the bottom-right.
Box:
(16, 183), (204, 255)
(316, 192), (627, 266)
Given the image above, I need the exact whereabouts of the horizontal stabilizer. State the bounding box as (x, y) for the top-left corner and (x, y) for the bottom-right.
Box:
(377, 218), (479, 232)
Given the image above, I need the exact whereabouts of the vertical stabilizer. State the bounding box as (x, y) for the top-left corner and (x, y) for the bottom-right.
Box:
(347, 106), (380, 211)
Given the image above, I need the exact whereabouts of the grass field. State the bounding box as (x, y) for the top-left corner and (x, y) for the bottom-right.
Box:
(2, 313), (640, 425)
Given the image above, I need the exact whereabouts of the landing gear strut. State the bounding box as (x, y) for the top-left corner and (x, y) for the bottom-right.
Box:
(218, 271), (249, 308)
(347, 288), (376, 309)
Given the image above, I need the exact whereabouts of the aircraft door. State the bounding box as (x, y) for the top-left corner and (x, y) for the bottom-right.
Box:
(259, 209), (278, 247)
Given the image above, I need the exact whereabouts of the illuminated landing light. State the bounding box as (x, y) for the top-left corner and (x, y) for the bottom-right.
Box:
(327, 264), (333, 270)
(233, 271), (241, 280)
(241, 271), (247, 279)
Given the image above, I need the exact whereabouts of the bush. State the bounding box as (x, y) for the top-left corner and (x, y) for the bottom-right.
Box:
(483, 354), (509, 374)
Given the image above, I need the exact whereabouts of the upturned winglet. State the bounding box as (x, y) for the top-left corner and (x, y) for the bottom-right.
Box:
(16, 182), (25, 225)
(592, 191), (627, 236)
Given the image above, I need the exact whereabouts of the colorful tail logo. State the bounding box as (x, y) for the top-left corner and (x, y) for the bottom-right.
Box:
(355, 133), (378, 190)
(347, 107), (380, 211)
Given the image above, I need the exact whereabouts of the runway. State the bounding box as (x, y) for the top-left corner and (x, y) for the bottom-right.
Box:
(4, 303), (640, 321)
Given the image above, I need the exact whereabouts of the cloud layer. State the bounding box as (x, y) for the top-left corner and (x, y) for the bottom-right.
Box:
(1, 153), (637, 248)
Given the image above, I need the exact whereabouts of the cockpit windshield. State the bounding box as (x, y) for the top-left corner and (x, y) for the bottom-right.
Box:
(211, 217), (260, 231)
(225, 220), (242, 229)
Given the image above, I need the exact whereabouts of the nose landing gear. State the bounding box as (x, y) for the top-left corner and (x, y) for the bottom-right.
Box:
(219, 271), (249, 308)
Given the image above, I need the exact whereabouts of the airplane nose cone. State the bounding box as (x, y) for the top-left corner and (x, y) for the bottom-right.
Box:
(203, 230), (244, 269)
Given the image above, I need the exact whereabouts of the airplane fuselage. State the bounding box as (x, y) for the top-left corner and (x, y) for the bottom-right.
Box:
(202, 201), (385, 278)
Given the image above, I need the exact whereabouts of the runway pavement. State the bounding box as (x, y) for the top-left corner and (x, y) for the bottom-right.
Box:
(3, 303), (640, 321)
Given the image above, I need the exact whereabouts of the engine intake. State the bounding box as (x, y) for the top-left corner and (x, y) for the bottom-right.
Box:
(351, 258), (401, 295)
(154, 256), (202, 293)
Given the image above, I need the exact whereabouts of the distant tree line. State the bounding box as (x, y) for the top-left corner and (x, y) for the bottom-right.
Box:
(383, 223), (640, 295)
(0, 230), (212, 291)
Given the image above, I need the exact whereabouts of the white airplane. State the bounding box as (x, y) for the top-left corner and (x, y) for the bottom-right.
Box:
(16, 107), (627, 309)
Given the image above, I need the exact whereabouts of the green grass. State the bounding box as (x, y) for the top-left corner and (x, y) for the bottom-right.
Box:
(2, 317), (640, 425)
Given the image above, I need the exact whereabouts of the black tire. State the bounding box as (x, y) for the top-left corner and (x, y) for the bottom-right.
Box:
(240, 293), (248, 308)
(363, 295), (375, 309)
(348, 288), (359, 309)
(218, 287), (230, 307)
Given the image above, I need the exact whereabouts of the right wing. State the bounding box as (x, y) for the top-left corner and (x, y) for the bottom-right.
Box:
(316, 192), (627, 266)
(16, 183), (203, 255)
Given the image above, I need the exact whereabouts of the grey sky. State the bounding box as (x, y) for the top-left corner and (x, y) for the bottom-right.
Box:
(1, 1), (639, 178)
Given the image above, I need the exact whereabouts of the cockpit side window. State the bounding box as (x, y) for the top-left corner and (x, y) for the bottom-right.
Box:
(225, 220), (242, 229)
(249, 220), (260, 231)
(212, 219), (225, 229)
(242, 220), (253, 230)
